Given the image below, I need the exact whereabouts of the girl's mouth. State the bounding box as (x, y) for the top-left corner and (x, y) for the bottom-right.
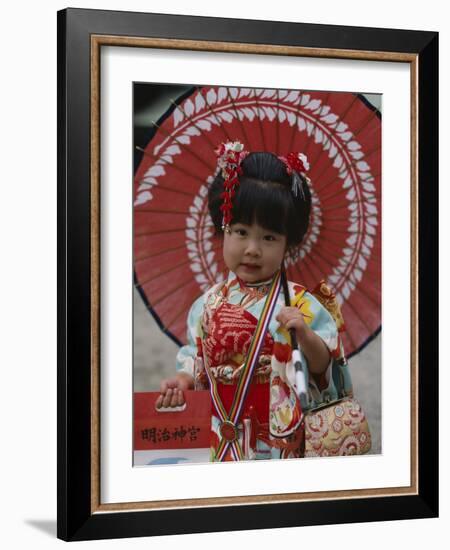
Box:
(241, 263), (260, 270)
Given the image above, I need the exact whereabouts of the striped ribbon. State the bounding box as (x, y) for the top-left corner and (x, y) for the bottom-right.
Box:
(205, 270), (282, 461)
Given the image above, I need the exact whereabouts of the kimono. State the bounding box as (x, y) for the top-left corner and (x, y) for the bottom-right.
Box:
(176, 271), (340, 461)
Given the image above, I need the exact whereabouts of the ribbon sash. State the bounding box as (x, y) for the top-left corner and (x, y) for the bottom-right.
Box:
(204, 271), (282, 461)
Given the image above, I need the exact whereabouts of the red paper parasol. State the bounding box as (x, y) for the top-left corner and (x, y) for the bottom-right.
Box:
(134, 86), (381, 357)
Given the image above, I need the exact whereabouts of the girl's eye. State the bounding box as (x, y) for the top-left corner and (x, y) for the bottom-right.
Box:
(264, 235), (276, 242)
(235, 228), (247, 236)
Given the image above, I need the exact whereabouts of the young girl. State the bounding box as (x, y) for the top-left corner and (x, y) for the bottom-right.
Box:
(157, 142), (340, 461)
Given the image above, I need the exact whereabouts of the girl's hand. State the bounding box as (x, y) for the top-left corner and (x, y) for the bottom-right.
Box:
(276, 306), (307, 338)
(276, 306), (330, 375)
(156, 372), (194, 409)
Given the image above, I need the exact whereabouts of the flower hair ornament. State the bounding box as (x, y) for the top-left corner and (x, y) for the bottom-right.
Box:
(215, 141), (310, 231)
(215, 141), (249, 231)
(278, 152), (311, 199)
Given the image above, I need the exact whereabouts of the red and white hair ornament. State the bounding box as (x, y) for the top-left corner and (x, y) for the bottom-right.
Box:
(279, 152), (311, 198)
(215, 140), (249, 230)
(279, 152), (310, 175)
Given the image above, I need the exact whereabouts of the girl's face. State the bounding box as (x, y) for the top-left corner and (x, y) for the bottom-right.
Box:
(223, 222), (287, 283)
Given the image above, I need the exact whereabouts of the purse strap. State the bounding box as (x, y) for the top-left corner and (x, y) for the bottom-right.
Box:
(204, 270), (282, 461)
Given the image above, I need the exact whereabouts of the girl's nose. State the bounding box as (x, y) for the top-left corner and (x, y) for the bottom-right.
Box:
(245, 239), (261, 256)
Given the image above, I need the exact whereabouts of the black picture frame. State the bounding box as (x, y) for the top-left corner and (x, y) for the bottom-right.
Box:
(57, 8), (438, 541)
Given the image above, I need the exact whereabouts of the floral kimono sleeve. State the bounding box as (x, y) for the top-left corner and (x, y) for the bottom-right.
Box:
(290, 285), (341, 406)
(175, 294), (205, 378)
(291, 286), (339, 357)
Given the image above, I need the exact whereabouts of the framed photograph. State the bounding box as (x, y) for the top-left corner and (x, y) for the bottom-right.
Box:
(132, 81), (380, 465)
(57, 8), (438, 541)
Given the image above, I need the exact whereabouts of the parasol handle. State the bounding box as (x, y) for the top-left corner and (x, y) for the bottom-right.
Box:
(281, 264), (309, 409)
(291, 344), (309, 410)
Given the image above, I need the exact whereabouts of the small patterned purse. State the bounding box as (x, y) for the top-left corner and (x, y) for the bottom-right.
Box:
(303, 282), (372, 457)
(304, 395), (372, 457)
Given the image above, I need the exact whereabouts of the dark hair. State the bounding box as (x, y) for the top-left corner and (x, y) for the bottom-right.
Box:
(208, 152), (311, 247)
